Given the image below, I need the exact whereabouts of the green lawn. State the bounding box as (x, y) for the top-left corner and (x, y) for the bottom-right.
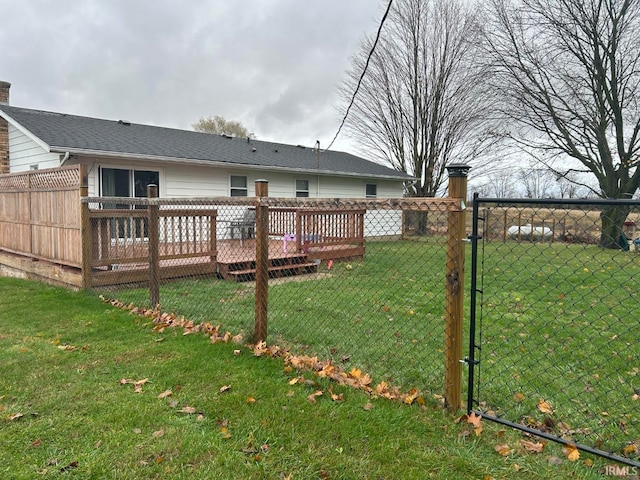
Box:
(0, 277), (611, 479)
(102, 238), (639, 465)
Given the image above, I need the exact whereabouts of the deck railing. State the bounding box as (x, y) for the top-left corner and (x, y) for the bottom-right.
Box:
(84, 206), (217, 288)
(267, 207), (365, 258)
(296, 209), (365, 259)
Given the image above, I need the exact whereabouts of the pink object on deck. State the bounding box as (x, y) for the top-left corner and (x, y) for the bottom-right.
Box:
(283, 234), (296, 253)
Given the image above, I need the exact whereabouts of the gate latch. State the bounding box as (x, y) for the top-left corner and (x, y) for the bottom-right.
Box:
(460, 356), (479, 366)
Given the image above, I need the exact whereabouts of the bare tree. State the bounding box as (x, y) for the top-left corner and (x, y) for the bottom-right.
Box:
(484, 0), (640, 247)
(340, 0), (500, 206)
(193, 115), (254, 138)
(491, 170), (518, 197)
(518, 166), (556, 198)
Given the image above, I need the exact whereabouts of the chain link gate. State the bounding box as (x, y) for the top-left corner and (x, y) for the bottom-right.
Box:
(468, 194), (640, 469)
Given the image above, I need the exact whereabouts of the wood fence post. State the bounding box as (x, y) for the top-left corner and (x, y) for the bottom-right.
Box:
(444, 164), (470, 413)
(80, 165), (92, 289)
(254, 180), (269, 343)
(147, 184), (160, 308)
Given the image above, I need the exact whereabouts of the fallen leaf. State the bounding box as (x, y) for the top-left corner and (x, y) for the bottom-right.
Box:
(330, 391), (344, 402)
(196, 414), (205, 422)
(467, 412), (483, 436)
(246, 396), (256, 404)
(152, 429), (165, 438)
(178, 405), (197, 414)
(494, 444), (510, 456)
(403, 388), (419, 406)
(158, 389), (173, 399)
(8, 412), (24, 421)
(219, 385), (231, 394)
(307, 391), (323, 404)
(562, 444), (580, 461)
(513, 392), (526, 402)
(233, 349), (241, 356)
(32, 440), (42, 447)
(537, 399), (553, 414)
(57, 345), (76, 351)
(520, 439), (545, 453)
(622, 443), (639, 456)
(220, 426), (232, 439)
(363, 402), (374, 411)
(133, 378), (149, 393)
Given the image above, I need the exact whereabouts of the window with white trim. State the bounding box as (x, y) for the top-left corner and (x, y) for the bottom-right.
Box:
(365, 183), (377, 198)
(295, 179), (310, 197)
(230, 175), (248, 196)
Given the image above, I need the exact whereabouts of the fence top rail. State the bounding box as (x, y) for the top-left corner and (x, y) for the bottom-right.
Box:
(474, 196), (640, 207)
(88, 208), (218, 218)
(0, 164), (81, 191)
(83, 196), (258, 207)
(297, 208), (366, 215)
(258, 197), (463, 212)
(83, 196), (463, 211)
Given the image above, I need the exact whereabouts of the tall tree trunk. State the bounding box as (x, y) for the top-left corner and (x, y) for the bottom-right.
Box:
(599, 205), (630, 249)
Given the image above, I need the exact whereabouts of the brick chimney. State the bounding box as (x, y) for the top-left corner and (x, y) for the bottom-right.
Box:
(0, 81), (10, 174)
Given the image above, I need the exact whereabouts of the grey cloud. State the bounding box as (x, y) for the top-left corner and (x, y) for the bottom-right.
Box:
(0, 0), (382, 153)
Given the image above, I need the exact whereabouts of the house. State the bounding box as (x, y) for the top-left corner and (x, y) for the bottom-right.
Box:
(0, 81), (411, 201)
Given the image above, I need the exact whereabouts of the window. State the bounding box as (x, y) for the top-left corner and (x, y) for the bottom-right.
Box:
(99, 167), (159, 239)
(30, 164), (39, 170)
(365, 183), (377, 198)
(230, 175), (248, 196)
(295, 179), (310, 197)
(100, 168), (159, 198)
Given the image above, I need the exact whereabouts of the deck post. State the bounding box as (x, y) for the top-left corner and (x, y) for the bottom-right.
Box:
(147, 185), (160, 308)
(444, 164), (470, 413)
(254, 180), (269, 343)
(80, 165), (92, 289)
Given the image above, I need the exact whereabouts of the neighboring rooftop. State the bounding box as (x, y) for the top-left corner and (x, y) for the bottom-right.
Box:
(0, 105), (412, 180)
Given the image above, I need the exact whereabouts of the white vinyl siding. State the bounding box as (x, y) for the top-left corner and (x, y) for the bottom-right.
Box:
(8, 125), (60, 172)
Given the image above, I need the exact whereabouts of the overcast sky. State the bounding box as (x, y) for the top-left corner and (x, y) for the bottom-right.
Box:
(0, 0), (385, 154)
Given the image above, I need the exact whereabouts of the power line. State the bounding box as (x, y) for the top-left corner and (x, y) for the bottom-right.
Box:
(325, 0), (393, 152)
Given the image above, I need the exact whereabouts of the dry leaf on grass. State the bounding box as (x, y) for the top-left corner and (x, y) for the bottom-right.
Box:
(520, 439), (545, 453)
(537, 399), (553, 414)
(467, 412), (483, 436)
(307, 391), (323, 404)
(157, 389), (173, 399)
(562, 444), (580, 461)
(178, 405), (197, 414)
(494, 443), (510, 456)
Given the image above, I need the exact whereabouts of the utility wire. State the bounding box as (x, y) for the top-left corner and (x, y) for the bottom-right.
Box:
(325, 0), (393, 152)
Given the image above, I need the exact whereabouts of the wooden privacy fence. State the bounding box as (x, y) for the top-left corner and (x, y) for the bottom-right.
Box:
(0, 165), (83, 267)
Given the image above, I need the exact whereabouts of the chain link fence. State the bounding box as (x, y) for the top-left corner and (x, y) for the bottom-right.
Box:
(88, 192), (463, 401)
(469, 198), (640, 466)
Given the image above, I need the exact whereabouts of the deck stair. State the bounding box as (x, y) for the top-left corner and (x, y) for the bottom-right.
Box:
(218, 253), (318, 282)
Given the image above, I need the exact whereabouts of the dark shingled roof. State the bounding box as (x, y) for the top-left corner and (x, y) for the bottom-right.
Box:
(0, 105), (412, 181)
